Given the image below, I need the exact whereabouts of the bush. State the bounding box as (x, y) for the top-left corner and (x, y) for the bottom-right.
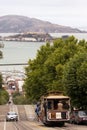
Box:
(0, 90), (9, 105)
(12, 92), (30, 104)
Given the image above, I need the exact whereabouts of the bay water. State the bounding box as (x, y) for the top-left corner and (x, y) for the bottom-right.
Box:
(0, 41), (45, 72)
(0, 33), (87, 72)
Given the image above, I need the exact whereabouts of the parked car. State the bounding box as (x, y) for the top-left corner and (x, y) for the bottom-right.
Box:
(70, 110), (87, 124)
(6, 111), (18, 121)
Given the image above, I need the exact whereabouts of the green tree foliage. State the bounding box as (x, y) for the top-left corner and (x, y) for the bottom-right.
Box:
(24, 42), (52, 102)
(0, 51), (3, 58)
(0, 74), (9, 104)
(12, 92), (29, 104)
(0, 73), (3, 89)
(0, 43), (3, 58)
(0, 90), (9, 105)
(63, 52), (87, 109)
(24, 36), (87, 109)
(41, 36), (78, 92)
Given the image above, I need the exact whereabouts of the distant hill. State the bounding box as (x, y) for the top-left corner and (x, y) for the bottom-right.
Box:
(0, 15), (85, 33)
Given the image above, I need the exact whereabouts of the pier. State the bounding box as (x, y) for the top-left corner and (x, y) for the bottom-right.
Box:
(0, 63), (28, 66)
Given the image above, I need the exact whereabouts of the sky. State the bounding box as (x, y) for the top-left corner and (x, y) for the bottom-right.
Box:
(0, 0), (87, 31)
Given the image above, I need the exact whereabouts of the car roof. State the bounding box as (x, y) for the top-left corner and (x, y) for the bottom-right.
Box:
(7, 111), (17, 114)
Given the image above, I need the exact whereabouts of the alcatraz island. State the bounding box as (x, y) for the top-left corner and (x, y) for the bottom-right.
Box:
(0, 32), (53, 42)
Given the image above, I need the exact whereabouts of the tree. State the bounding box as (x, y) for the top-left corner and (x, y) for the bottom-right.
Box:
(0, 51), (3, 58)
(43, 36), (78, 91)
(24, 42), (53, 102)
(0, 44), (3, 89)
(0, 73), (3, 89)
(24, 36), (87, 107)
(63, 52), (87, 109)
(0, 90), (9, 105)
(0, 42), (3, 58)
(0, 74), (9, 105)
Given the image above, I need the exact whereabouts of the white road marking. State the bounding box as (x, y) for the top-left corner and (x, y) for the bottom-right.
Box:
(4, 119), (6, 130)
